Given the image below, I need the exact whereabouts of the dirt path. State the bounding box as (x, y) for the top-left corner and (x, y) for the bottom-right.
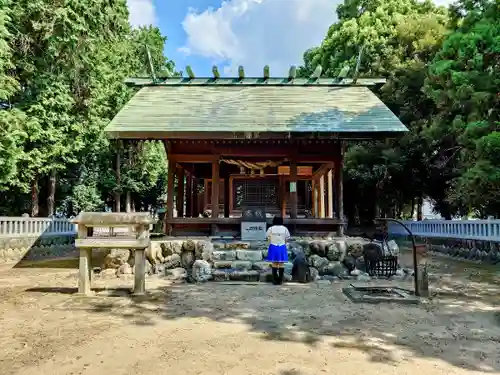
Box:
(0, 258), (499, 375)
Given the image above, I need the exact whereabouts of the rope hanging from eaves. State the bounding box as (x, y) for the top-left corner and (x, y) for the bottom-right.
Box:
(221, 158), (286, 175)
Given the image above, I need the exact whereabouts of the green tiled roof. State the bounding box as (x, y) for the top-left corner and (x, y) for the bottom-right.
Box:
(105, 85), (408, 138)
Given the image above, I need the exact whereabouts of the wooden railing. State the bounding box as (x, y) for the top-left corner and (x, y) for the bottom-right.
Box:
(388, 219), (500, 242)
(0, 217), (77, 237)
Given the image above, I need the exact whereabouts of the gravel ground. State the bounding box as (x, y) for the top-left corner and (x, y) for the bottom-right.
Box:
(0, 254), (499, 375)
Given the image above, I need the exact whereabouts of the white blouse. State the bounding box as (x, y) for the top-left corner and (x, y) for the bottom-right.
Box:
(266, 225), (290, 246)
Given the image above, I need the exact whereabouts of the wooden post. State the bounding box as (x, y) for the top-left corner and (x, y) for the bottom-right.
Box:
(327, 169), (334, 218)
(176, 166), (185, 218)
(305, 180), (310, 214)
(211, 160), (220, 219)
(335, 143), (345, 236)
(319, 174), (325, 218)
(312, 180), (317, 217)
(77, 224), (92, 295)
(115, 141), (121, 213)
(192, 178), (199, 218)
(224, 177), (230, 218)
(166, 159), (175, 234)
(280, 178), (287, 218)
(186, 173), (192, 218)
(133, 224), (147, 296)
(290, 160), (298, 219)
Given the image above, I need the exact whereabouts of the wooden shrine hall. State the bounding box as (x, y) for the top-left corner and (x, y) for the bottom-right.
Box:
(105, 65), (408, 237)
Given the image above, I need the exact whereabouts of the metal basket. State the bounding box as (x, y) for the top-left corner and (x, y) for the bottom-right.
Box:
(364, 255), (398, 277)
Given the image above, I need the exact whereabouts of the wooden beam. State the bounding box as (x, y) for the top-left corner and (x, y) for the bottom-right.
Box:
(327, 169), (333, 218)
(171, 153), (335, 163)
(290, 160), (298, 219)
(211, 160), (220, 219)
(170, 154), (219, 163)
(312, 162), (333, 180)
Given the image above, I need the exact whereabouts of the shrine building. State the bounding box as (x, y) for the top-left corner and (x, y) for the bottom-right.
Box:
(105, 65), (408, 237)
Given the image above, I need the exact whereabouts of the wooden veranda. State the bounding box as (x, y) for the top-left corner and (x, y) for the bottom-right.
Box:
(105, 65), (408, 237)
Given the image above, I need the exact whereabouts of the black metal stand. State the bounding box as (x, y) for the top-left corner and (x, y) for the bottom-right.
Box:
(375, 217), (420, 297)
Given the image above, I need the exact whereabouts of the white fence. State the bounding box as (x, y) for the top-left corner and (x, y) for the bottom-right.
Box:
(388, 220), (500, 242)
(0, 217), (144, 237)
(0, 217), (76, 237)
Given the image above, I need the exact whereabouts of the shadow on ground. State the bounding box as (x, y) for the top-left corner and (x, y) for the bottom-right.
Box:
(25, 256), (500, 373)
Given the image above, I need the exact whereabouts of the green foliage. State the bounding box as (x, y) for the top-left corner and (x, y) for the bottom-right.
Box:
(1, 0), (176, 216)
(299, 0), (499, 221)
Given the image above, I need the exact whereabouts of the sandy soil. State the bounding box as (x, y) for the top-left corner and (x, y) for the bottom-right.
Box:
(0, 255), (499, 375)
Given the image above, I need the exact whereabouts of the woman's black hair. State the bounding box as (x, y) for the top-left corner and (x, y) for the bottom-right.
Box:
(272, 215), (284, 226)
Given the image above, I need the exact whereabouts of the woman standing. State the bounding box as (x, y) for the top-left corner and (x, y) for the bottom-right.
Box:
(266, 215), (290, 285)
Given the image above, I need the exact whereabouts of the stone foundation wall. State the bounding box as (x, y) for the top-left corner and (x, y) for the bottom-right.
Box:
(98, 236), (410, 283)
(394, 236), (500, 264)
(0, 234), (76, 263)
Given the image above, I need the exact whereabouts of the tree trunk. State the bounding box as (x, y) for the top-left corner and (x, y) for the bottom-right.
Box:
(410, 197), (415, 219)
(125, 192), (132, 213)
(417, 195), (423, 221)
(47, 169), (57, 217)
(31, 176), (39, 217)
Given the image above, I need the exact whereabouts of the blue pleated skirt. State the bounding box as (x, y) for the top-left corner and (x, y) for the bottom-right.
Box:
(266, 243), (288, 263)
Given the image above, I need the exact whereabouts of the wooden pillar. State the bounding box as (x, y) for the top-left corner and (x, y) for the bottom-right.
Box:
(280, 178), (287, 218)
(176, 166), (185, 218)
(312, 180), (317, 217)
(290, 160), (298, 219)
(211, 160), (220, 219)
(133, 224), (147, 296)
(305, 180), (310, 213)
(224, 177), (230, 218)
(166, 159), (175, 234)
(327, 169), (333, 218)
(192, 178), (199, 218)
(115, 141), (121, 213)
(335, 143), (345, 236)
(77, 224), (92, 295)
(319, 174), (325, 218)
(185, 173), (192, 218)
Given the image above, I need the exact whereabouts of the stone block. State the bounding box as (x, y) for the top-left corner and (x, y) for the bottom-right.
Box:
(231, 261), (252, 270)
(212, 269), (229, 281)
(212, 250), (237, 261)
(192, 260), (212, 282)
(213, 260), (232, 269)
(252, 261), (270, 271)
(212, 240), (226, 249)
(319, 261), (348, 277)
(166, 267), (188, 281)
(226, 241), (250, 250)
(236, 249), (263, 262)
(229, 270), (259, 281)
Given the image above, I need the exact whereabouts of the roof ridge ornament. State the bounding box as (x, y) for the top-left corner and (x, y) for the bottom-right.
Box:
(310, 65), (322, 81)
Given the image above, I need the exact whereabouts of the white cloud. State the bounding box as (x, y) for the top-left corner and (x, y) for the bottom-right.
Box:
(128, 0), (157, 27)
(180, 0), (337, 76)
(180, 0), (456, 77)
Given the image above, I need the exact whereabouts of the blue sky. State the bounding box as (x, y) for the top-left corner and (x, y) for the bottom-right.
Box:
(127, 0), (455, 77)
